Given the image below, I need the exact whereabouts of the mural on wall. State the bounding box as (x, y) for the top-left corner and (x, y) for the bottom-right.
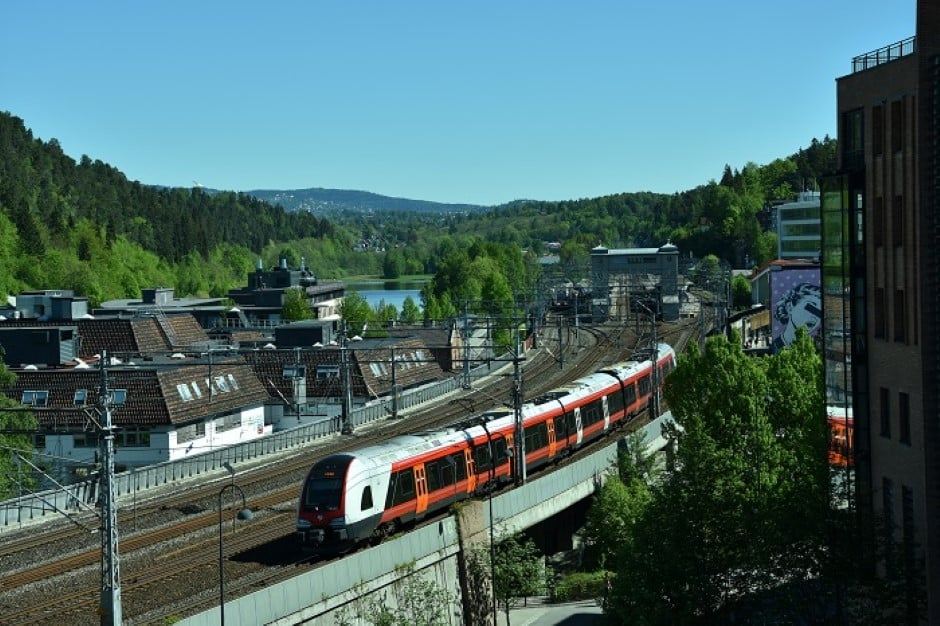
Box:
(771, 268), (822, 352)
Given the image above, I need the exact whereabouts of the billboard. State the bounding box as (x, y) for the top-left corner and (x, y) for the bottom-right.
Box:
(771, 268), (821, 352)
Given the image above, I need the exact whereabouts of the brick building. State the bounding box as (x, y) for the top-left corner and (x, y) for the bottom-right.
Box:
(825, 3), (940, 619)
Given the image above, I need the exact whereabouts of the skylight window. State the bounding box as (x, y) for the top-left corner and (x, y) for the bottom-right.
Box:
(177, 383), (193, 401)
(22, 390), (49, 407)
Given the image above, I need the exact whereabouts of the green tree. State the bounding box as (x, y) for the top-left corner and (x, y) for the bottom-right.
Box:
(493, 533), (546, 620)
(281, 286), (312, 321)
(340, 290), (373, 337)
(731, 274), (752, 310)
(0, 355), (38, 500)
(382, 250), (405, 279)
(606, 332), (828, 624)
(399, 296), (421, 325)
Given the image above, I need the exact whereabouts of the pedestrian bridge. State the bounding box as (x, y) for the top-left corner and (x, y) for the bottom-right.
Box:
(179, 411), (678, 626)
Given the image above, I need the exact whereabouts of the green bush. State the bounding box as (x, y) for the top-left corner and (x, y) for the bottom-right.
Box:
(551, 570), (610, 603)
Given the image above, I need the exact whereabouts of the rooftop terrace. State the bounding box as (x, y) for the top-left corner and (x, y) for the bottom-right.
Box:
(852, 36), (915, 73)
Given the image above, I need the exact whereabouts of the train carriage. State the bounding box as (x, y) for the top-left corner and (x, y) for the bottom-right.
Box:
(297, 342), (677, 554)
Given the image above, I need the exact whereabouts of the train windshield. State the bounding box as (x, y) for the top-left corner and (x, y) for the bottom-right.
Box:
(303, 477), (343, 511)
(302, 456), (351, 512)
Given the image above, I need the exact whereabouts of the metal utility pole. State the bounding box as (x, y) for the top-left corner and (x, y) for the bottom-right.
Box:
(97, 350), (122, 626)
(513, 330), (526, 486)
(390, 346), (398, 419)
(340, 325), (354, 435)
(463, 302), (471, 388)
(650, 311), (660, 420)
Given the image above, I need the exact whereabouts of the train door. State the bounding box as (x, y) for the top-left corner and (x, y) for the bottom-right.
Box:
(602, 396), (610, 430)
(574, 407), (583, 445)
(464, 449), (477, 493)
(547, 419), (557, 457)
(414, 464), (429, 514)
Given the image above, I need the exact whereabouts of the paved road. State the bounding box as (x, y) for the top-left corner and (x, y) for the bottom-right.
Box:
(497, 597), (605, 626)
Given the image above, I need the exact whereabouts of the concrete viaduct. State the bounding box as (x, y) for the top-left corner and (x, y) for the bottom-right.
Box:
(179, 411), (677, 626)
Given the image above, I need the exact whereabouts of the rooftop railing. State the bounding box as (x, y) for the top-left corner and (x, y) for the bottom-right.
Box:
(852, 36), (915, 73)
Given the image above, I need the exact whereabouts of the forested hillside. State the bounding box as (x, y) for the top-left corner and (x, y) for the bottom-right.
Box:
(439, 138), (836, 267)
(246, 187), (485, 215)
(0, 109), (836, 309)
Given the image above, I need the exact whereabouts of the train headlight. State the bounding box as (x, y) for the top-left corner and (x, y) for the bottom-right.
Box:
(297, 519), (312, 530)
(327, 516), (346, 528)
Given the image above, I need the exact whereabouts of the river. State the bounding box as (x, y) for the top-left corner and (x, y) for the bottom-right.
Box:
(345, 280), (425, 312)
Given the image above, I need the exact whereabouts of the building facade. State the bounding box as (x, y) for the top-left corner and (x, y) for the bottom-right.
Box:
(828, 5), (939, 619)
(589, 242), (680, 322)
(776, 191), (821, 260)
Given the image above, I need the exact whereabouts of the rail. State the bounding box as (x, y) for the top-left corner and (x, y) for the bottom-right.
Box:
(0, 360), (499, 531)
(851, 36), (915, 73)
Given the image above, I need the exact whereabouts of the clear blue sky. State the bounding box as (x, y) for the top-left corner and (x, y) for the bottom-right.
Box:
(1, 1), (915, 206)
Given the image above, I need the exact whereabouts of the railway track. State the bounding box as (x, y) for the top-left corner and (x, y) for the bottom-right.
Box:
(0, 320), (696, 625)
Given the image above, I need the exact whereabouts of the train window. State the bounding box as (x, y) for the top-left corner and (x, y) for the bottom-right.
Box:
(494, 437), (509, 462)
(426, 461), (441, 491)
(608, 390), (624, 415)
(585, 399), (603, 425)
(525, 422), (548, 453)
(554, 415), (567, 438)
(390, 469), (415, 506)
(440, 456), (457, 487)
(625, 383), (636, 406)
(564, 411), (576, 432)
(638, 375), (651, 397)
(360, 486), (373, 511)
(475, 445), (493, 472)
(450, 452), (467, 482)
(303, 477), (343, 511)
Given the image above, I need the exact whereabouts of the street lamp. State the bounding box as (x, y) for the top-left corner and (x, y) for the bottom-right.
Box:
(218, 483), (253, 626)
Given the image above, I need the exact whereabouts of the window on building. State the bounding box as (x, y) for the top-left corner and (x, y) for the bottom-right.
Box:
(842, 109), (864, 168)
(317, 365), (339, 380)
(177, 383), (193, 402)
(880, 387), (891, 438)
(894, 289), (906, 343)
(873, 196), (884, 248)
(872, 104), (885, 156)
(191, 382), (203, 398)
(216, 414), (241, 433)
(73, 389), (89, 407)
(227, 373), (239, 390)
(899, 392), (911, 445)
(892, 195), (904, 248)
(891, 99), (904, 153)
(874, 287), (886, 339)
(22, 390), (49, 407)
(902, 485), (917, 617)
(109, 389), (127, 406)
(74, 432), (99, 448)
(883, 476), (895, 538)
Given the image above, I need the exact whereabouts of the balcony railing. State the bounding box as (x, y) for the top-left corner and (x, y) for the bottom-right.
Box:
(852, 36), (915, 73)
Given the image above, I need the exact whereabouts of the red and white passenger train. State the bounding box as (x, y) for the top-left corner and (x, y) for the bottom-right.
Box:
(296, 343), (677, 553)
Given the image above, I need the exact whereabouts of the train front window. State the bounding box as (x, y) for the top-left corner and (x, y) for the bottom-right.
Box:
(303, 477), (343, 511)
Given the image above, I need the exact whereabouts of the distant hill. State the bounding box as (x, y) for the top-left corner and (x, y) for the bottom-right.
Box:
(244, 187), (487, 215)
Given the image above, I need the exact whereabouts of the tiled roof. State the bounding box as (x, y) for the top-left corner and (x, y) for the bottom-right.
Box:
(241, 338), (451, 403)
(3, 362), (268, 428)
(354, 337), (449, 397)
(0, 314), (210, 359)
